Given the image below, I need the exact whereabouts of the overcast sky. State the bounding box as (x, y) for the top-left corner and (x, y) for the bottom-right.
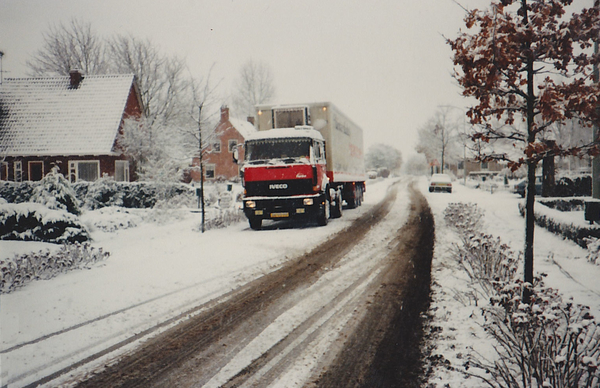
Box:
(0, 0), (483, 159)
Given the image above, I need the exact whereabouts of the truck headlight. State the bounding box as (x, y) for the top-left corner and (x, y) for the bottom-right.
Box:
(303, 198), (314, 206)
(246, 200), (256, 209)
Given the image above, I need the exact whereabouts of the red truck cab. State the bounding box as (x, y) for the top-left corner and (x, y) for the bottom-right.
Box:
(241, 126), (332, 230)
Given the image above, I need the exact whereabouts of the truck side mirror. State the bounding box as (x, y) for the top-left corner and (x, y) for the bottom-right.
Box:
(232, 148), (239, 164)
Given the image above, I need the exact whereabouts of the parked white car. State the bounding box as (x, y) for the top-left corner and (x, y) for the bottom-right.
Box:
(429, 173), (453, 193)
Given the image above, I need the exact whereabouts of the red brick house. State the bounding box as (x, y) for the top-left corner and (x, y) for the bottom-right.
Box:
(0, 70), (143, 182)
(191, 106), (256, 182)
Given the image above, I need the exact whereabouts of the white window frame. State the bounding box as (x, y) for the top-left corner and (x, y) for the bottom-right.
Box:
(115, 160), (130, 182)
(28, 161), (44, 181)
(212, 141), (221, 153)
(205, 163), (216, 179)
(14, 161), (22, 182)
(69, 160), (100, 182)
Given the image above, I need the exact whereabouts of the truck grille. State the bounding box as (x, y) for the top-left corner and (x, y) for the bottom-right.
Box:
(245, 179), (314, 197)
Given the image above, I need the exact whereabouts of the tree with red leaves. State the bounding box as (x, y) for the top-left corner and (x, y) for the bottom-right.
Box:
(449, 0), (600, 300)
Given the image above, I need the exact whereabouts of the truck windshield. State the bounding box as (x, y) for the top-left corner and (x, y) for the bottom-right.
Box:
(245, 138), (311, 163)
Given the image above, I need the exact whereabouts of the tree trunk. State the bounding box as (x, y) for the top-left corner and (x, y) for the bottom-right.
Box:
(542, 140), (556, 197)
(522, 0), (535, 303)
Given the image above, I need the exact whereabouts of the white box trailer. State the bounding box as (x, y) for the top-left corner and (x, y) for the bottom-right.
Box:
(255, 102), (366, 185)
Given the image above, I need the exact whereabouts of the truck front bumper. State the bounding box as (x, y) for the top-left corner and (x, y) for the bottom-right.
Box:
(243, 194), (325, 221)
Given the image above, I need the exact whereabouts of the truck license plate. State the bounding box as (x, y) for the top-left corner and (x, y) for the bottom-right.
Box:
(271, 212), (289, 218)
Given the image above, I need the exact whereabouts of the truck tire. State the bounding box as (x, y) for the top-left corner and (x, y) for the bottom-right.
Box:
(317, 197), (330, 226)
(249, 218), (262, 230)
(330, 189), (343, 219)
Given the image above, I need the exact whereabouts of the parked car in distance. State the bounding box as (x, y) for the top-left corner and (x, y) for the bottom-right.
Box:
(429, 173), (452, 193)
(513, 176), (542, 197)
(367, 170), (378, 179)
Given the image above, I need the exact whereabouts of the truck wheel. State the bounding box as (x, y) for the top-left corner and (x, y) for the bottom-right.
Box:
(347, 192), (357, 209)
(317, 198), (330, 226)
(357, 186), (363, 206)
(249, 218), (262, 230)
(331, 189), (343, 218)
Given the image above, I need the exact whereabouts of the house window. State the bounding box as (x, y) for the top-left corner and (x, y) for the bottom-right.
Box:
(29, 161), (44, 181)
(1, 162), (7, 181)
(115, 160), (130, 182)
(14, 161), (22, 182)
(228, 139), (238, 153)
(481, 162), (489, 170)
(212, 141), (221, 153)
(205, 164), (215, 179)
(69, 160), (100, 182)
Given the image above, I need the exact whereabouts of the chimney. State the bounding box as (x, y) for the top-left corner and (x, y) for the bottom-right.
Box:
(220, 105), (229, 122)
(69, 69), (83, 89)
(247, 116), (255, 125)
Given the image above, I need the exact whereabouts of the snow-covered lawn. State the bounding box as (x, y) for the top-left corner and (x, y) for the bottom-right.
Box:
(423, 179), (600, 387)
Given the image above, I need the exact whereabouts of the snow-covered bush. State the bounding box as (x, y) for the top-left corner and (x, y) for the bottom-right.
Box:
(80, 207), (142, 232)
(0, 243), (109, 293)
(468, 276), (600, 388)
(201, 208), (245, 231)
(444, 202), (484, 235)
(444, 202), (600, 388)
(583, 237), (600, 266)
(30, 167), (81, 215)
(0, 180), (36, 203)
(453, 232), (519, 301)
(0, 202), (89, 243)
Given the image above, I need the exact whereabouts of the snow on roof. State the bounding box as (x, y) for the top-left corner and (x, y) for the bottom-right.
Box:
(246, 126), (324, 141)
(229, 117), (257, 140)
(0, 74), (136, 157)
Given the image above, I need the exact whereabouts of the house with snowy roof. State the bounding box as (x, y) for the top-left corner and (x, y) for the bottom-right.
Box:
(191, 105), (256, 181)
(0, 70), (143, 182)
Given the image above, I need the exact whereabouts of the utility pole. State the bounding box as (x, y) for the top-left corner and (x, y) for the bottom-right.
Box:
(199, 104), (205, 233)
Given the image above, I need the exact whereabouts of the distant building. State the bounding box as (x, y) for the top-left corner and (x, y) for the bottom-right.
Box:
(449, 158), (505, 178)
(0, 70), (143, 182)
(191, 105), (256, 182)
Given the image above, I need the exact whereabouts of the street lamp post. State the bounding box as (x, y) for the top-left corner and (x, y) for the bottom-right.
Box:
(0, 51), (4, 84)
(199, 104), (205, 233)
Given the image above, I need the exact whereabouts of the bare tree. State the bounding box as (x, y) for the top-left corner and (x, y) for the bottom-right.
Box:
(365, 144), (403, 174)
(231, 60), (275, 118)
(27, 18), (107, 76)
(416, 107), (461, 173)
(107, 35), (193, 124)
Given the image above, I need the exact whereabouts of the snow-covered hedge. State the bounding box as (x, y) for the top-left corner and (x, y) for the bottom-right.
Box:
(555, 175), (591, 197)
(73, 180), (193, 209)
(1, 178), (194, 210)
(518, 200), (600, 248)
(0, 242), (109, 294)
(0, 202), (89, 244)
(538, 197), (586, 212)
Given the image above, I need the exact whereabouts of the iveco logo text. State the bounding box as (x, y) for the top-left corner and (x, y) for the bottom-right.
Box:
(269, 184), (288, 190)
